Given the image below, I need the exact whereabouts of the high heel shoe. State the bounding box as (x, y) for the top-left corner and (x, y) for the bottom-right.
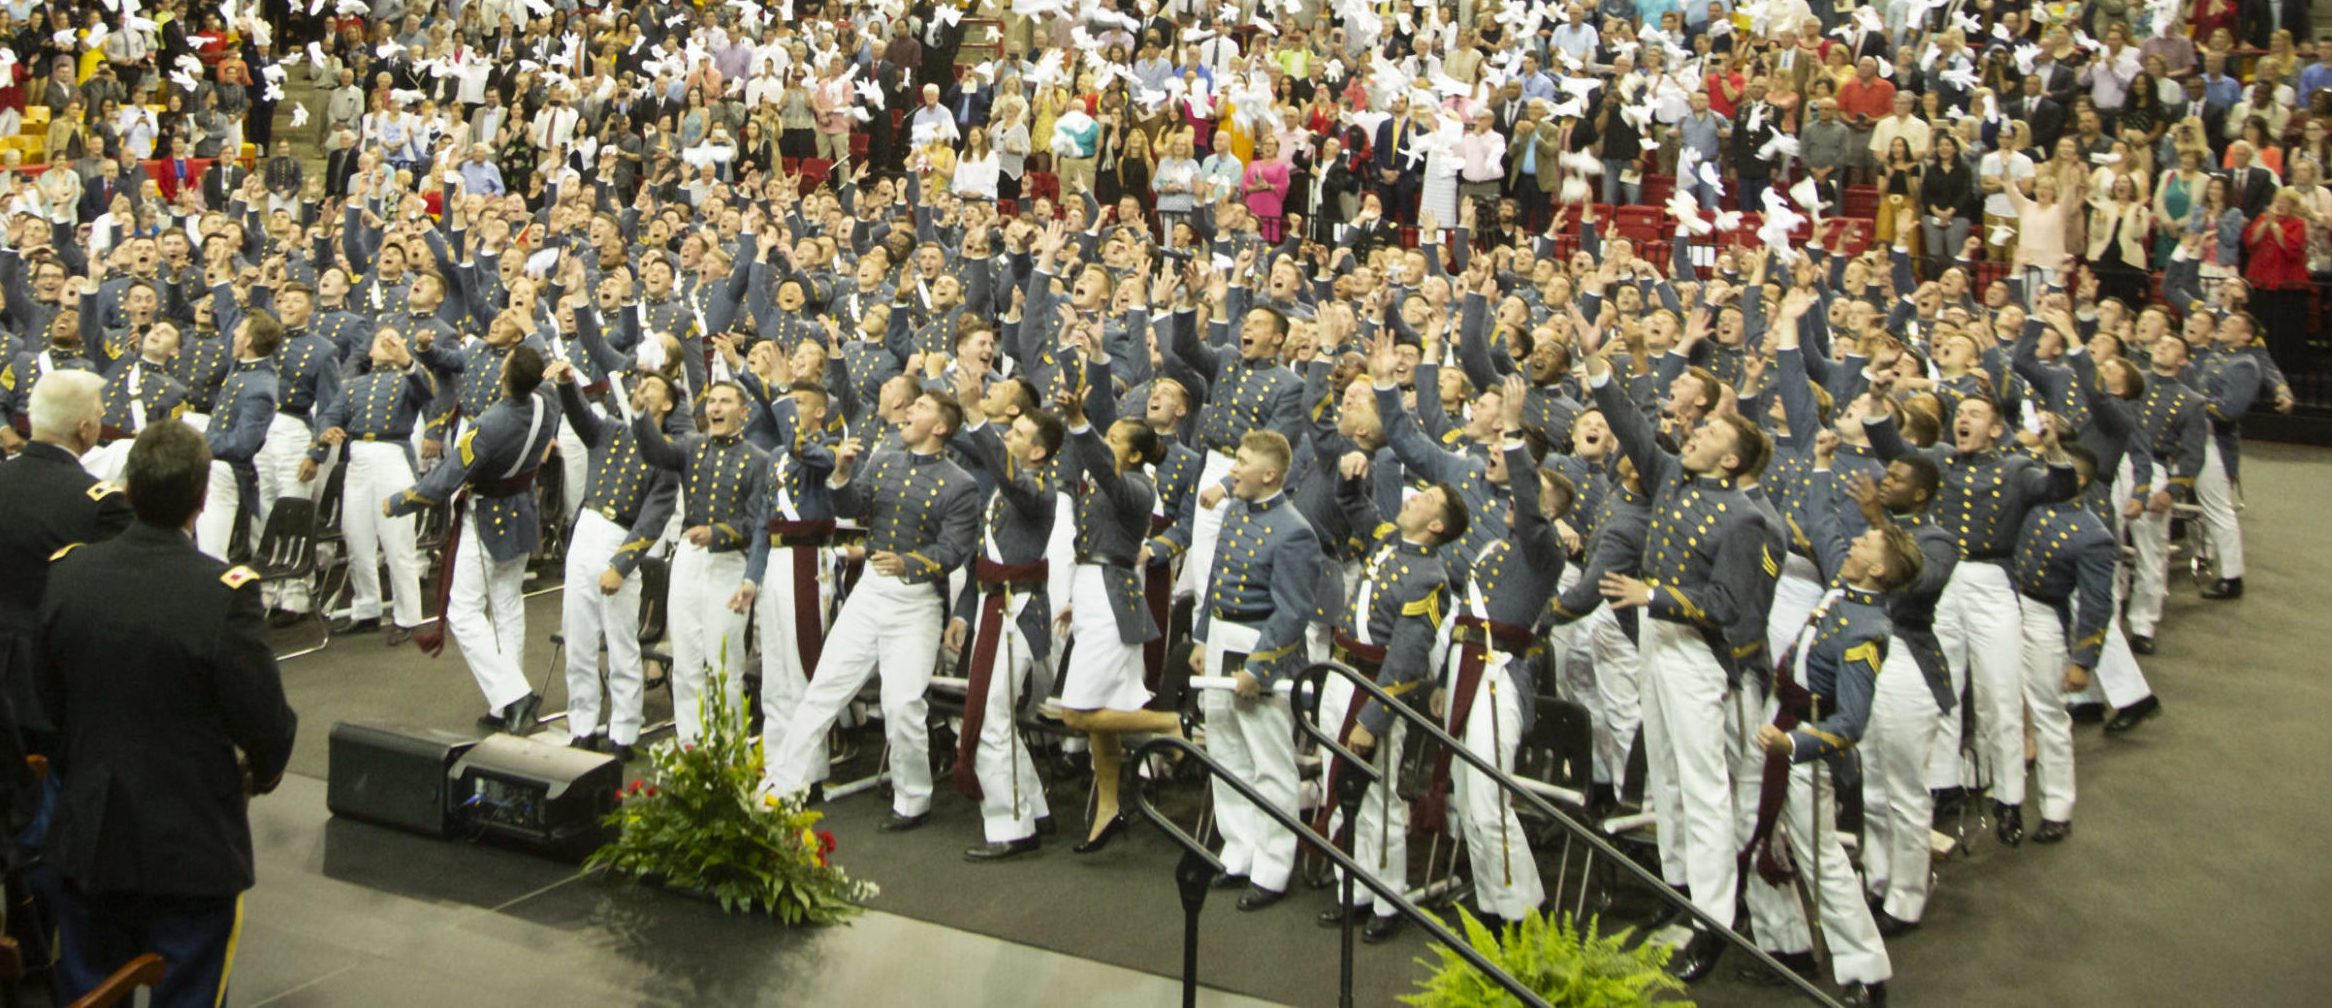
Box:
(1073, 813), (1130, 854)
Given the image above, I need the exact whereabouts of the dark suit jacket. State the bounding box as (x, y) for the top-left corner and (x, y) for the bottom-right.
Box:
(942, 82), (992, 131)
(202, 161), (249, 208)
(38, 521), (295, 898)
(2229, 164), (2278, 217)
(2016, 96), (2067, 152)
(2239, 0), (2311, 48)
(1373, 116), (1424, 183)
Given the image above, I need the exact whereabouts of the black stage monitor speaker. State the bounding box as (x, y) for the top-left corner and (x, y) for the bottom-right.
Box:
(327, 722), (479, 838)
(448, 733), (623, 861)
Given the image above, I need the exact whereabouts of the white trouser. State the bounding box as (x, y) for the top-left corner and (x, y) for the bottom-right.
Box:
(1739, 756), (1894, 986)
(343, 441), (424, 627)
(2071, 569), (2153, 709)
(762, 571), (944, 817)
(756, 543), (837, 781)
(1319, 675), (1409, 916)
(1764, 557), (1824, 662)
(1637, 616), (1740, 930)
(1737, 689), (1810, 954)
(668, 541), (750, 744)
(554, 415), (589, 527)
(178, 413), (239, 559)
(1450, 657), (1543, 921)
(1200, 621), (1299, 892)
(1861, 639), (1943, 923)
(1178, 449), (1236, 599)
(2126, 500), (2173, 638)
(256, 413), (315, 610)
(969, 599), (1050, 843)
(2011, 599), (2078, 821)
(1932, 561), (2021, 792)
(1586, 604), (1643, 801)
(2195, 439), (2243, 579)
(450, 512), (532, 712)
(562, 510), (645, 745)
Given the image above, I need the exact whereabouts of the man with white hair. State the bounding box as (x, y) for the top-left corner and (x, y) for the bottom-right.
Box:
(0, 370), (132, 764)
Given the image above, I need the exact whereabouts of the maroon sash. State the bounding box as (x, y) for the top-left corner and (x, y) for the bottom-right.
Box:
(1141, 557), (1171, 690)
(1309, 632), (1388, 846)
(768, 519), (837, 680)
(1743, 667), (1815, 887)
(1415, 618), (1534, 832)
(412, 491), (466, 658)
(950, 558), (1047, 801)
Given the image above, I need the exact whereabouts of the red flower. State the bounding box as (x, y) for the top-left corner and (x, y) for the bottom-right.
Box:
(644, 786), (659, 797)
(816, 831), (838, 856)
(627, 779), (644, 794)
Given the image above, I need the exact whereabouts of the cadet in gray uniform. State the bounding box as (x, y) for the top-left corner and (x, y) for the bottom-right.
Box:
(386, 345), (560, 734)
(1190, 429), (1321, 911)
(759, 391), (980, 831)
(304, 327), (435, 644)
(1315, 465), (1466, 944)
(547, 361), (679, 760)
(1586, 345), (1782, 982)
(632, 381), (771, 745)
(2010, 446), (2119, 847)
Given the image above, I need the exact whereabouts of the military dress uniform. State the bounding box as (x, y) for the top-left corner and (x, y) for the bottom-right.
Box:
(0, 344), (100, 433)
(2125, 370), (2210, 643)
(1591, 370), (1783, 940)
(1194, 488), (1321, 900)
(84, 354), (190, 481)
(387, 387), (562, 721)
(205, 358), (280, 559)
(1858, 506), (1959, 927)
(1549, 474), (1651, 814)
(2009, 499), (2117, 830)
(760, 447), (979, 822)
(0, 441), (131, 781)
(633, 416), (771, 744)
(1171, 307), (1307, 599)
(1140, 434), (1203, 686)
(2188, 345), (2258, 590)
(1313, 473), (1453, 925)
(743, 405), (840, 775)
(1057, 416), (1161, 711)
(37, 523), (296, 1008)
(1430, 443), (1569, 923)
(1735, 486), (1895, 991)
(310, 359), (436, 633)
(945, 418), (1062, 845)
(553, 382), (679, 752)
(254, 327), (341, 614)
(1865, 414), (2076, 799)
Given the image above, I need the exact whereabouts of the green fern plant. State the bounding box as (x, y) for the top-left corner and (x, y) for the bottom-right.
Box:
(1401, 908), (1694, 1008)
(585, 647), (877, 922)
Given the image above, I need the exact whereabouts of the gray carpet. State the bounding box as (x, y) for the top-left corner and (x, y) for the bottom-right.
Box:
(270, 441), (2332, 1007)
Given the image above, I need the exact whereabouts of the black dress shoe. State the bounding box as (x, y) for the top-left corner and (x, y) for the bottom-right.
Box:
(2032, 819), (2072, 844)
(2104, 695), (2161, 734)
(964, 836), (1040, 862)
(1872, 907), (1919, 937)
(569, 734), (602, 751)
(610, 743), (638, 763)
(1316, 903), (1360, 928)
(1666, 927), (1725, 982)
(1841, 981), (1889, 1006)
(2067, 701), (2107, 725)
(330, 616), (381, 634)
(2200, 576), (2244, 600)
(501, 693), (543, 735)
(1931, 785), (1967, 819)
(1209, 871), (1249, 890)
(1361, 914), (1405, 944)
(476, 711), (506, 731)
(1735, 950), (1815, 986)
(1034, 815), (1058, 837)
(878, 811), (931, 833)
(383, 625), (413, 647)
(1995, 801), (2024, 847)
(1236, 884), (1286, 911)
(1072, 813), (1128, 854)
(2129, 634), (2156, 655)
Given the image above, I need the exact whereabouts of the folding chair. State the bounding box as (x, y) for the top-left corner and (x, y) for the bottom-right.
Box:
(251, 498), (329, 659)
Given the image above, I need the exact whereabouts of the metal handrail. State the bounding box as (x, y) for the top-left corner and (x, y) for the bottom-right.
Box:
(1124, 734), (1550, 1008)
(1288, 660), (1843, 1008)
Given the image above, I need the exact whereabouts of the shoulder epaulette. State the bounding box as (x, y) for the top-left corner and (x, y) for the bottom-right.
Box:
(48, 543), (81, 562)
(221, 566), (260, 589)
(85, 480), (123, 501)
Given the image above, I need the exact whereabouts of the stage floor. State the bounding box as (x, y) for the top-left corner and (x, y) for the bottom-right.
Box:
(228, 442), (2332, 1007)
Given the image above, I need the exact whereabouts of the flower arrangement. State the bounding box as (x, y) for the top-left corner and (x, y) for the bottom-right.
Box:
(1402, 909), (1693, 1008)
(585, 658), (877, 922)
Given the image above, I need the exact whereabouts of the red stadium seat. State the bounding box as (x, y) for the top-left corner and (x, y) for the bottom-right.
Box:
(1841, 185), (1880, 219)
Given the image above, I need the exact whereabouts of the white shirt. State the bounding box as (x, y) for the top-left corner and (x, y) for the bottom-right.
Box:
(1979, 149), (2035, 218)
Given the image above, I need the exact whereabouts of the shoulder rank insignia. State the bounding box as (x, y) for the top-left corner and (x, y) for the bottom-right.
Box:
(221, 566), (261, 590)
(86, 480), (123, 501)
(48, 543), (82, 562)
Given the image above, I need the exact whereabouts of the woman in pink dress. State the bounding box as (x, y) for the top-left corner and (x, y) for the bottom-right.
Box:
(1242, 133), (1292, 241)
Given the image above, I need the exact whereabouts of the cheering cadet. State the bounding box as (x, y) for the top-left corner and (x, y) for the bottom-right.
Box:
(633, 381), (771, 744)
(303, 328), (435, 644)
(2009, 444), (2119, 845)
